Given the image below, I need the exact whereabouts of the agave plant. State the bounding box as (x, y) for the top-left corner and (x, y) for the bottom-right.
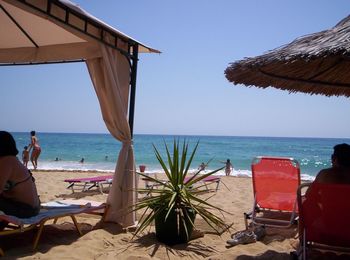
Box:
(133, 139), (229, 244)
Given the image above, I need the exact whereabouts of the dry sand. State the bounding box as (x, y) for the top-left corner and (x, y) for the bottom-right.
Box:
(1, 171), (300, 259)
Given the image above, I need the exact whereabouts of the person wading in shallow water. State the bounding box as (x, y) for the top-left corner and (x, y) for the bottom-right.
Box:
(28, 131), (41, 170)
(223, 159), (233, 176)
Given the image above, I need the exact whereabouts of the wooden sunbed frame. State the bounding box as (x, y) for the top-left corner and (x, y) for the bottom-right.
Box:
(0, 201), (108, 256)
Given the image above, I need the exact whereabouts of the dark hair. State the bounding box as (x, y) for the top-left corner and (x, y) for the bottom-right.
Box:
(24, 146), (28, 149)
(30, 131), (36, 136)
(0, 131), (19, 156)
(333, 143), (350, 167)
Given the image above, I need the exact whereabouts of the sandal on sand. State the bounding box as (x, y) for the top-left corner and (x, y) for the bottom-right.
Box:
(227, 226), (266, 246)
(253, 226), (266, 241)
(227, 230), (256, 246)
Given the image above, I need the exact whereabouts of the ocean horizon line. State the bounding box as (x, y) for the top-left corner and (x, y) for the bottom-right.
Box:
(10, 131), (350, 140)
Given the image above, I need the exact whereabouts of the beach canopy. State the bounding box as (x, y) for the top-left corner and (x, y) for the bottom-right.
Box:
(0, 0), (159, 227)
(225, 15), (350, 98)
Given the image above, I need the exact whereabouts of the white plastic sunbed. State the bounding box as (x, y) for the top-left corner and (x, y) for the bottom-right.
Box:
(0, 200), (107, 256)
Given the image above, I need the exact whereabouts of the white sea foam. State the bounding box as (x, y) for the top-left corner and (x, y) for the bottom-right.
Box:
(32, 162), (316, 181)
(300, 173), (315, 182)
(30, 161), (115, 173)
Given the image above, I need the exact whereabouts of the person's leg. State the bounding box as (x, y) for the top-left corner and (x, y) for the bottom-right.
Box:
(31, 149), (40, 169)
(34, 149), (41, 169)
(31, 151), (36, 169)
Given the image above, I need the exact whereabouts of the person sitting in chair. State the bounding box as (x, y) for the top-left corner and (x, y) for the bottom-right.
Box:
(313, 143), (350, 184)
(299, 143), (350, 252)
(0, 131), (40, 218)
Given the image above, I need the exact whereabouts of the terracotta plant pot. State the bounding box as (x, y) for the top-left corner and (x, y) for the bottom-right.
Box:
(139, 165), (146, 172)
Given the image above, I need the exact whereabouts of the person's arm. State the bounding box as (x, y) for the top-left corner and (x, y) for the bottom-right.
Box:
(313, 169), (328, 183)
(304, 169), (328, 198)
(0, 158), (13, 193)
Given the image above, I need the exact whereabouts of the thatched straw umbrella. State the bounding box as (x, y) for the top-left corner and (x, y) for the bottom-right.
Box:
(225, 15), (350, 98)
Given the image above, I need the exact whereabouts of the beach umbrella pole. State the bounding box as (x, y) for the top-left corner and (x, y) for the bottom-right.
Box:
(128, 44), (139, 137)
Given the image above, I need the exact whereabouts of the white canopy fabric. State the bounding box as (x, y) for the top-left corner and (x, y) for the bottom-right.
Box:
(0, 0), (159, 227)
(86, 43), (137, 225)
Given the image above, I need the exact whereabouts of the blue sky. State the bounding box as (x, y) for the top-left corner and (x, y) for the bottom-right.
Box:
(1, 0), (350, 138)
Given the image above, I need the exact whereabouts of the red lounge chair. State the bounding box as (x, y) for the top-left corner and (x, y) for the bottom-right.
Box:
(297, 183), (350, 259)
(64, 175), (113, 193)
(0, 200), (107, 255)
(244, 156), (301, 229)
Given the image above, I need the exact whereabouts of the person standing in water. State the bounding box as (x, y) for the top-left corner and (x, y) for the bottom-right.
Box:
(22, 146), (29, 168)
(28, 131), (41, 170)
(224, 159), (233, 176)
(198, 162), (207, 171)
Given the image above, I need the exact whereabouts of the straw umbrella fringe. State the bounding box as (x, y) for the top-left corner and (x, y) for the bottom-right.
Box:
(225, 15), (350, 97)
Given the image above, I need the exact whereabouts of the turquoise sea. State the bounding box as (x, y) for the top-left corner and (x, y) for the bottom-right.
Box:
(12, 132), (350, 181)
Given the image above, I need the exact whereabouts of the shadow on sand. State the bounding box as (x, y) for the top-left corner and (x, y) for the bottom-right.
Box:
(236, 250), (292, 260)
(1, 222), (95, 258)
(121, 231), (217, 259)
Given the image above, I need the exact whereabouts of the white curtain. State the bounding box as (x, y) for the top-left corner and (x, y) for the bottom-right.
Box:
(86, 44), (137, 227)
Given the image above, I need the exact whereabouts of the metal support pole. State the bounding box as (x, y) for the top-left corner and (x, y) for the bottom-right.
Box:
(128, 44), (139, 137)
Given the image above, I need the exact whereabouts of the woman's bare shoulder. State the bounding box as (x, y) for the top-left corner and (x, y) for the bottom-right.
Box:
(0, 156), (18, 179)
(0, 156), (24, 169)
(0, 155), (17, 163)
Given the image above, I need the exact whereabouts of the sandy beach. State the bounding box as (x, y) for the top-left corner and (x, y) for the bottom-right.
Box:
(0, 170), (302, 259)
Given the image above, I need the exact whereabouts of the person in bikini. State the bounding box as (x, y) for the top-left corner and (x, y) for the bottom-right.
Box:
(28, 130), (41, 170)
(221, 159), (233, 176)
(0, 131), (40, 219)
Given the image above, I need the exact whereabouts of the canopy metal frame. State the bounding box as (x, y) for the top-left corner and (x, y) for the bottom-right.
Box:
(0, 0), (140, 136)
